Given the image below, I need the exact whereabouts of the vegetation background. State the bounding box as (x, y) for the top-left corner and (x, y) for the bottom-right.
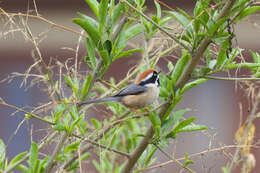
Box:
(0, 0), (260, 173)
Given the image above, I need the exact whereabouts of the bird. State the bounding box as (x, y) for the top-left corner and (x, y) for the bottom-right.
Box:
(77, 69), (160, 111)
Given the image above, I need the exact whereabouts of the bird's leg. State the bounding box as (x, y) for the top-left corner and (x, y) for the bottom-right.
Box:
(143, 107), (151, 115)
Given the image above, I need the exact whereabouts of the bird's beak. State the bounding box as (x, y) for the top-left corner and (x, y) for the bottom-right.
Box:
(157, 70), (161, 74)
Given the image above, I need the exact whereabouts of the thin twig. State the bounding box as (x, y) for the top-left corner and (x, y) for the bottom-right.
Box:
(143, 144), (259, 171)
(120, 0), (191, 51)
(0, 101), (55, 125)
(72, 133), (130, 158)
(227, 91), (260, 172)
(0, 8), (86, 37)
(153, 144), (195, 173)
(44, 132), (68, 173)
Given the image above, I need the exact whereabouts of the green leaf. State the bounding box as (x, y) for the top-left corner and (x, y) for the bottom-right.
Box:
(173, 117), (196, 132)
(162, 109), (189, 134)
(154, 0), (161, 20)
(216, 39), (229, 67)
(112, 3), (124, 24)
(17, 164), (29, 173)
(234, 6), (260, 23)
(166, 11), (190, 28)
(86, 37), (96, 68)
(166, 117), (196, 139)
(73, 16), (101, 49)
(225, 63), (260, 70)
(91, 118), (102, 130)
(80, 74), (93, 101)
(53, 123), (66, 131)
(148, 112), (161, 137)
(64, 76), (79, 96)
(7, 152), (27, 169)
(177, 124), (207, 133)
(114, 48), (142, 60)
(184, 153), (195, 167)
(171, 53), (191, 85)
(125, 23), (143, 41)
(99, 0), (109, 34)
(181, 78), (208, 94)
(64, 141), (80, 153)
(85, 0), (99, 18)
(103, 40), (112, 55)
(144, 147), (157, 167)
(0, 140), (5, 163)
(99, 49), (110, 66)
(29, 142), (38, 173)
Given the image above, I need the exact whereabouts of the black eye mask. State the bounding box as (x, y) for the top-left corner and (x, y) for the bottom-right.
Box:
(139, 71), (160, 86)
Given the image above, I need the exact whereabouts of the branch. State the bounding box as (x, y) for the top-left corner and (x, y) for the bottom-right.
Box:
(120, 1), (236, 172)
(0, 101), (55, 125)
(44, 132), (68, 173)
(143, 144), (259, 171)
(120, 0), (191, 51)
(153, 144), (195, 173)
(197, 76), (260, 81)
(0, 8), (86, 37)
(72, 133), (130, 158)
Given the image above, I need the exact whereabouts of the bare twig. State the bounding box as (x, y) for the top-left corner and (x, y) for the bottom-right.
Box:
(44, 132), (68, 173)
(153, 144), (195, 173)
(0, 101), (55, 125)
(0, 8), (86, 37)
(227, 91), (260, 172)
(143, 144), (259, 171)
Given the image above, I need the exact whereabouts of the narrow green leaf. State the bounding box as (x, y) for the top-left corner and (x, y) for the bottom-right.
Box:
(177, 124), (207, 133)
(181, 78), (208, 94)
(17, 164), (29, 173)
(225, 63), (260, 70)
(216, 39), (229, 67)
(73, 17), (101, 49)
(125, 24), (143, 41)
(112, 3), (124, 24)
(99, 0), (109, 34)
(80, 74), (93, 101)
(171, 53), (191, 85)
(103, 40), (112, 55)
(148, 112), (161, 136)
(173, 117), (196, 132)
(91, 118), (102, 130)
(144, 147), (157, 167)
(234, 6), (260, 23)
(114, 48), (142, 60)
(85, 0), (99, 18)
(0, 140), (5, 163)
(166, 11), (190, 27)
(7, 152), (27, 169)
(53, 123), (66, 131)
(154, 0), (161, 20)
(99, 49), (110, 66)
(64, 142), (80, 153)
(162, 109), (189, 134)
(86, 37), (96, 68)
(29, 142), (38, 173)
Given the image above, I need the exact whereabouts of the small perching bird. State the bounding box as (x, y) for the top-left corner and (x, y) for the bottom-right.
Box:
(78, 69), (160, 109)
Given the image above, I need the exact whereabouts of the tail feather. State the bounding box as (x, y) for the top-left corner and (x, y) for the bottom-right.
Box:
(78, 97), (121, 107)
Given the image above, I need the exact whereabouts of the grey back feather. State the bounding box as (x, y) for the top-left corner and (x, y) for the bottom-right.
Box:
(113, 84), (147, 96)
(78, 84), (146, 107)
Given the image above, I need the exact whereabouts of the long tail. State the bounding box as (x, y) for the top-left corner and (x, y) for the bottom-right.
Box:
(77, 97), (121, 107)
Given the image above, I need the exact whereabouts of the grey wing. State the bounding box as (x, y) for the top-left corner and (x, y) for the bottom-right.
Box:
(113, 84), (147, 97)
